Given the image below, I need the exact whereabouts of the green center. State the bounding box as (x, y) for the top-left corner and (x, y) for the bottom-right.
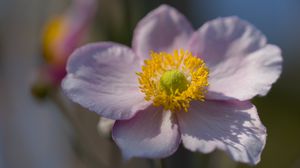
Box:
(160, 70), (188, 94)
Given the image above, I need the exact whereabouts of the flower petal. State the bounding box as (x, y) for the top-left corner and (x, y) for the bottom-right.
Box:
(112, 106), (180, 159)
(132, 4), (194, 59)
(188, 16), (282, 100)
(62, 42), (149, 120)
(177, 100), (266, 165)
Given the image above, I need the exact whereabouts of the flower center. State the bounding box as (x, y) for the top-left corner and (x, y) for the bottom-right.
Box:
(160, 70), (188, 94)
(137, 49), (209, 112)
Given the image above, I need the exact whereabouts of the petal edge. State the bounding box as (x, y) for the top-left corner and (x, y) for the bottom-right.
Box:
(113, 106), (181, 159)
(178, 100), (266, 165)
(62, 42), (148, 120)
(132, 4), (194, 59)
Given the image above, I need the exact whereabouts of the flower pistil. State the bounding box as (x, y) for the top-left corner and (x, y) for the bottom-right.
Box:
(137, 49), (209, 112)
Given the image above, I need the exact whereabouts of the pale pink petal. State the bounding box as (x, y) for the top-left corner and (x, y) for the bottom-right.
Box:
(188, 16), (282, 100)
(112, 106), (180, 159)
(132, 4), (194, 59)
(177, 100), (266, 165)
(62, 42), (149, 120)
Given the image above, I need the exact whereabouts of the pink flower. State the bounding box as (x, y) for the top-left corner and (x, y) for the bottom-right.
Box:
(62, 5), (282, 165)
(42, 0), (97, 85)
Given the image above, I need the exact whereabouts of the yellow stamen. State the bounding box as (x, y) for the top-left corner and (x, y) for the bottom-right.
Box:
(137, 49), (209, 112)
(43, 16), (67, 64)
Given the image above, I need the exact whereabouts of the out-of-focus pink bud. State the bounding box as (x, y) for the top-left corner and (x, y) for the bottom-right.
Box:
(32, 0), (97, 98)
(43, 0), (97, 66)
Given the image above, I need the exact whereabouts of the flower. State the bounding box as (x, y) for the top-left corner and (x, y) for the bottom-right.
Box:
(32, 0), (97, 98)
(42, 0), (97, 85)
(62, 5), (282, 165)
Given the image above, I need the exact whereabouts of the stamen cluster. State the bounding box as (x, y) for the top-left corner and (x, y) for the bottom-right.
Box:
(137, 49), (209, 112)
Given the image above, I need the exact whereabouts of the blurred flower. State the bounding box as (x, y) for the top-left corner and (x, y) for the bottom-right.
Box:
(43, 0), (97, 65)
(32, 0), (97, 98)
(62, 5), (282, 165)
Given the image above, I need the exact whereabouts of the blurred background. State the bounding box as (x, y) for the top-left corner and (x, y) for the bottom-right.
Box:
(1, 0), (300, 168)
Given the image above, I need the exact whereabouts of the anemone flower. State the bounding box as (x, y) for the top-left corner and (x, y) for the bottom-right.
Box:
(62, 5), (282, 165)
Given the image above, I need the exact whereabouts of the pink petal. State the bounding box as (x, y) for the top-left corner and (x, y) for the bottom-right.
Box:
(62, 42), (149, 120)
(112, 106), (180, 159)
(188, 16), (282, 101)
(177, 100), (266, 165)
(132, 4), (194, 59)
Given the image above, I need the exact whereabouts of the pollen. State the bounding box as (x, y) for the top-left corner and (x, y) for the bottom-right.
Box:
(137, 49), (209, 112)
